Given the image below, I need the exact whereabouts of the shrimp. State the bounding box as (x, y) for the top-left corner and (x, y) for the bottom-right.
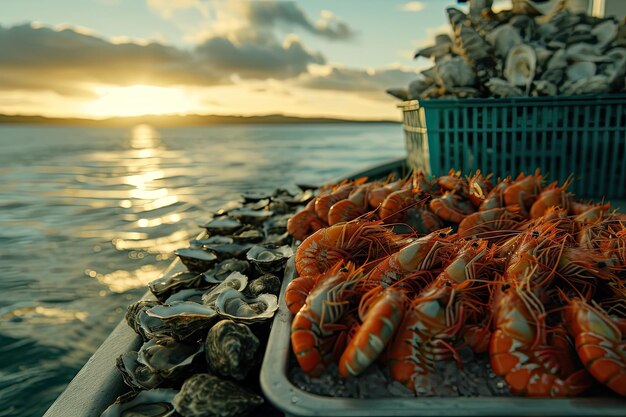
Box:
(315, 179), (366, 222)
(490, 283), (593, 396)
(295, 217), (400, 276)
(338, 286), (407, 377)
(503, 170), (544, 217)
(479, 177), (510, 211)
(287, 199), (327, 241)
(291, 263), (359, 376)
(285, 274), (318, 315)
(564, 296), (626, 396)
(386, 281), (465, 392)
(529, 178), (573, 219)
(430, 191), (475, 223)
(379, 187), (421, 224)
(457, 207), (524, 241)
(366, 228), (452, 285)
(468, 170), (494, 207)
(328, 184), (370, 225)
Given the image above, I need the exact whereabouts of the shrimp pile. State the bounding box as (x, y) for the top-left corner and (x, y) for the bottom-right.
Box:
(286, 170), (626, 397)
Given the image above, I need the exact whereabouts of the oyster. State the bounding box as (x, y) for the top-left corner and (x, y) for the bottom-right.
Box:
(504, 44), (536, 88)
(486, 78), (524, 98)
(203, 259), (249, 284)
(435, 56), (476, 91)
(145, 302), (219, 342)
(174, 248), (217, 274)
(126, 300), (159, 341)
(263, 214), (290, 235)
(202, 242), (253, 261)
(245, 274), (281, 297)
(201, 216), (242, 235)
(138, 337), (202, 379)
(149, 271), (206, 302)
(173, 373), (263, 417)
(270, 189), (315, 206)
(263, 231), (290, 247)
(101, 389), (178, 417)
(214, 288), (278, 323)
(117, 351), (162, 390)
(228, 208), (274, 225)
(164, 288), (206, 304)
(246, 244), (293, 274)
(192, 235), (234, 246)
(118, 336), (202, 390)
(230, 228), (263, 244)
(202, 271), (248, 306)
(241, 190), (272, 203)
(205, 320), (260, 380)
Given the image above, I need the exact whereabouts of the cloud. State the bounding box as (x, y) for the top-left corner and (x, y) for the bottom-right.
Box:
(400, 2), (426, 12)
(0, 23), (324, 94)
(296, 66), (420, 94)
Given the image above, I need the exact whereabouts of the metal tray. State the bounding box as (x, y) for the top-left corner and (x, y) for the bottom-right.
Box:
(260, 264), (626, 417)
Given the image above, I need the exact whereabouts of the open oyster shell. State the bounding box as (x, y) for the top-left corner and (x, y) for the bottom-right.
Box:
(245, 274), (281, 297)
(205, 320), (259, 381)
(126, 300), (159, 341)
(173, 373), (263, 417)
(246, 244), (293, 274)
(164, 288), (206, 304)
(203, 259), (249, 284)
(101, 389), (178, 417)
(201, 216), (242, 235)
(228, 208), (274, 225)
(214, 288), (278, 323)
(174, 248), (217, 274)
(202, 271), (248, 307)
(117, 351), (162, 390)
(138, 337), (202, 379)
(144, 302), (219, 342)
(149, 271), (207, 302)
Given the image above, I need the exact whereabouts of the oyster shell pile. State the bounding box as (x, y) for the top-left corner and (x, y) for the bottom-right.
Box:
(105, 187), (309, 417)
(388, 2), (626, 99)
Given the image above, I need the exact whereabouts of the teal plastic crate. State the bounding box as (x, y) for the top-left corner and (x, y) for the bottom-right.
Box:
(399, 95), (626, 199)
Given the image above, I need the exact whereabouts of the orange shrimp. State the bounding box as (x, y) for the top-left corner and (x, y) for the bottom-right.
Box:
(479, 177), (511, 211)
(430, 191), (475, 223)
(290, 263), (358, 376)
(327, 184), (370, 225)
(285, 274), (318, 315)
(529, 178), (573, 219)
(574, 203), (611, 225)
(406, 205), (444, 235)
(287, 199), (327, 241)
(368, 179), (405, 209)
(366, 228), (452, 285)
(490, 283), (593, 396)
(457, 207), (523, 241)
(468, 170), (494, 207)
(314, 179), (366, 222)
(563, 296), (626, 396)
(386, 281), (465, 392)
(378, 187), (421, 224)
(338, 286), (407, 377)
(295, 217), (400, 276)
(503, 170), (544, 217)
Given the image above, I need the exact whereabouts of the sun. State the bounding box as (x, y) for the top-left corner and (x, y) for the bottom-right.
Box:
(84, 85), (197, 117)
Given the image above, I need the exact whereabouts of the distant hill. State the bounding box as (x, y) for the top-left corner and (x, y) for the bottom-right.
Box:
(0, 113), (399, 126)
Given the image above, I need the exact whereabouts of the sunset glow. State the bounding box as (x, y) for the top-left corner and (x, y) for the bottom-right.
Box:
(84, 85), (196, 117)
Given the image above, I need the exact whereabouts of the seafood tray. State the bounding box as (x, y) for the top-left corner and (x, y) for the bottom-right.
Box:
(399, 94), (626, 200)
(260, 265), (626, 417)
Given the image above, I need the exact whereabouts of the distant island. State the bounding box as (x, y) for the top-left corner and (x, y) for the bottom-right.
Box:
(0, 113), (399, 127)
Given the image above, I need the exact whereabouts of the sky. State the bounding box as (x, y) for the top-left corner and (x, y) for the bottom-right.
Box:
(0, 0), (509, 120)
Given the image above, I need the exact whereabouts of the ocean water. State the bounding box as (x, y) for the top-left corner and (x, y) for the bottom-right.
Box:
(0, 123), (405, 417)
